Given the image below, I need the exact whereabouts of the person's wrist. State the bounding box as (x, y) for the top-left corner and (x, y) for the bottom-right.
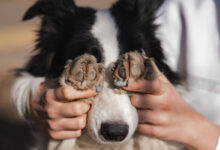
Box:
(184, 113), (220, 150)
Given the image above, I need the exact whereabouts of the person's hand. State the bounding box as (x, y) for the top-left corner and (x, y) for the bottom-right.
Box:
(124, 67), (220, 150)
(29, 84), (96, 140)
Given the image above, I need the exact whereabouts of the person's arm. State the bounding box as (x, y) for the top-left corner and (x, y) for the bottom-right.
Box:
(123, 67), (220, 150)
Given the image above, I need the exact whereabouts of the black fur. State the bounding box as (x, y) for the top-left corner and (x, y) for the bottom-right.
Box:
(24, 0), (101, 78)
(22, 0), (180, 84)
(111, 0), (179, 84)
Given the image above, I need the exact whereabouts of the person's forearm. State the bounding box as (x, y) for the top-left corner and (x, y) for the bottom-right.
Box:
(184, 114), (220, 150)
(124, 75), (220, 150)
(11, 72), (45, 119)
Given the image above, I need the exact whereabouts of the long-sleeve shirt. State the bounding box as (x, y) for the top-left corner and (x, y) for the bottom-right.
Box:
(157, 0), (220, 126)
(156, 0), (220, 149)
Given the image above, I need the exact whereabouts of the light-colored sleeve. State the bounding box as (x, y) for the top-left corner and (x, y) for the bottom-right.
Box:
(156, 0), (183, 73)
(157, 1), (220, 150)
(156, 0), (220, 78)
(11, 72), (45, 119)
(216, 136), (220, 150)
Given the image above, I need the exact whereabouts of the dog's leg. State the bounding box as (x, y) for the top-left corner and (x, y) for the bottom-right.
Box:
(112, 51), (158, 87)
(48, 54), (104, 150)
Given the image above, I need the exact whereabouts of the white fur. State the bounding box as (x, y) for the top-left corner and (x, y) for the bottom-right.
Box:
(11, 72), (45, 119)
(89, 10), (139, 143)
(48, 139), (76, 150)
(88, 88), (138, 143)
(91, 10), (120, 68)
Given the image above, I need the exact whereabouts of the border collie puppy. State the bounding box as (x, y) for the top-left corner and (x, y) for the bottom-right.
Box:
(12, 0), (185, 149)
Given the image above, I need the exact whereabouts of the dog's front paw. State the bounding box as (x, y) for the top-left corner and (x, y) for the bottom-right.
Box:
(60, 54), (104, 91)
(112, 51), (158, 87)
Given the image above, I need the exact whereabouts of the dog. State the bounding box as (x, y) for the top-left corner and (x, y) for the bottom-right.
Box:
(14, 0), (186, 149)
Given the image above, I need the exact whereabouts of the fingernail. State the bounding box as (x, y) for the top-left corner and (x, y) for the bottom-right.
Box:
(114, 81), (128, 87)
(95, 85), (103, 92)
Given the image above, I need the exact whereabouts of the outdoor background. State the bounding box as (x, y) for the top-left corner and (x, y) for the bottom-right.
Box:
(0, 0), (116, 149)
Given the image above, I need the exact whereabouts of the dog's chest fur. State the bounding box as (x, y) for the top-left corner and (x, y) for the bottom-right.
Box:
(48, 132), (185, 150)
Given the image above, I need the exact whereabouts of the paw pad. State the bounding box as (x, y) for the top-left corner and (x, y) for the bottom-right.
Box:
(60, 54), (104, 91)
(112, 51), (158, 87)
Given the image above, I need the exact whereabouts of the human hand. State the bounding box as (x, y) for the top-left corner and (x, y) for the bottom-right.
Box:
(124, 67), (219, 150)
(29, 83), (97, 140)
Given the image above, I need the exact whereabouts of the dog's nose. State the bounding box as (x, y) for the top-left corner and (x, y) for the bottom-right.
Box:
(100, 122), (129, 141)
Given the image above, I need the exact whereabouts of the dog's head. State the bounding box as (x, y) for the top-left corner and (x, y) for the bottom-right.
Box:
(23, 0), (179, 144)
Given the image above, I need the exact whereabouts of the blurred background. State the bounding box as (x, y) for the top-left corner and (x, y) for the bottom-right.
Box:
(0, 0), (116, 149)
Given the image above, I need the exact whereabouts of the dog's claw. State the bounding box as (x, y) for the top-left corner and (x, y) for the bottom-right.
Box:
(144, 58), (158, 81)
(65, 59), (73, 64)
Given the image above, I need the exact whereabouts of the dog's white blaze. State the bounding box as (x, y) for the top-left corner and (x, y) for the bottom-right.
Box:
(89, 10), (139, 143)
(88, 88), (138, 143)
(91, 10), (119, 67)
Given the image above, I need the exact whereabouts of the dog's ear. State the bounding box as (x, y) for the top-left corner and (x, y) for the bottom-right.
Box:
(112, 0), (164, 16)
(23, 0), (76, 21)
(137, 0), (164, 13)
(136, 0), (164, 20)
(112, 0), (136, 12)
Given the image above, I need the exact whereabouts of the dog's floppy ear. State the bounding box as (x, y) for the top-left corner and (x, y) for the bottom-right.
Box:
(112, 0), (164, 15)
(136, 0), (164, 18)
(23, 0), (76, 21)
(112, 0), (136, 12)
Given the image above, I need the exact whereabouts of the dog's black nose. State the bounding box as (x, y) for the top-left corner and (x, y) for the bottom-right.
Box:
(100, 122), (129, 141)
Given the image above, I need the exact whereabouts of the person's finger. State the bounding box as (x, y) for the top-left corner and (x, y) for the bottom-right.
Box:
(47, 114), (87, 131)
(47, 101), (90, 118)
(59, 101), (90, 117)
(137, 124), (164, 138)
(123, 78), (165, 95)
(137, 110), (168, 125)
(54, 86), (97, 101)
(49, 129), (82, 140)
(130, 94), (160, 109)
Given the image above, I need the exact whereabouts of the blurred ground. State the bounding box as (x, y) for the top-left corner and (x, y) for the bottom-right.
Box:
(0, 0), (116, 149)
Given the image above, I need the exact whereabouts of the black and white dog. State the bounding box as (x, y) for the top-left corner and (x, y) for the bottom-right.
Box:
(12, 0), (185, 149)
